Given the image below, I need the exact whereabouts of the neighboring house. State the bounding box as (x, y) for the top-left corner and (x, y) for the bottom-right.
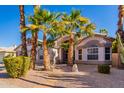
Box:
(0, 46), (16, 62)
(14, 38), (43, 65)
(54, 33), (114, 64)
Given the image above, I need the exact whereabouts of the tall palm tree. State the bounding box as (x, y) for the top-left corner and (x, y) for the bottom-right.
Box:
(39, 10), (61, 70)
(30, 6), (40, 70)
(30, 30), (37, 69)
(19, 5), (28, 56)
(62, 10), (96, 65)
(28, 5), (41, 70)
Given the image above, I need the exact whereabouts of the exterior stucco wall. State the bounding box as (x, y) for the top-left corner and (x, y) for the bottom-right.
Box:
(82, 48), (87, 61)
(58, 48), (62, 62)
(112, 53), (118, 67)
(75, 36), (112, 64)
(98, 47), (105, 61)
(75, 48), (78, 61)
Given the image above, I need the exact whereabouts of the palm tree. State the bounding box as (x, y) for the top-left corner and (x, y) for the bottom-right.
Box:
(99, 29), (108, 36)
(30, 30), (37, 69)
(19, 5), (28, 56)
(61, 10), (96, 65)
(24, 8), (61, 70)
(40, 10), (61, 70)
(30, 6), (40, 70)
(28, 5), (40, 70)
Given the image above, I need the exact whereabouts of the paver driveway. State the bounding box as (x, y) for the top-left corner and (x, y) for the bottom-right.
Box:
(0, 62), (124, 88)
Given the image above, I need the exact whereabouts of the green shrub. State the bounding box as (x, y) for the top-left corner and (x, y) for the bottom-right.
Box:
(3, 56), (30, 78)
(98, 64), (110, 74)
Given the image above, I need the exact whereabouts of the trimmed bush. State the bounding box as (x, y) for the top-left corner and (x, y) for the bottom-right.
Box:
(98, 64), (110, 74)
(3, 56), (30, 78)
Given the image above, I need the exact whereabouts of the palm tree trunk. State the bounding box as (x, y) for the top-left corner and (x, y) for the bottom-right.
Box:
(19, 5), (28, 56)
(43, 32), (51, 70)
(30, 33), (36, 70)
(68, 32), (74, 65)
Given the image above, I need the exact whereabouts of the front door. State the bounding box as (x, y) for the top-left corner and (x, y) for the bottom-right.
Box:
(62, 48), (68, 64)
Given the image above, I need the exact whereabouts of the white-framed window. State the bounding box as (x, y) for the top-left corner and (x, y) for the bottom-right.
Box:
(105, 47), (110, 60)
(40, 55), (43, 60)
(78, 49), (82, 60)
(87, 47), (98, 60)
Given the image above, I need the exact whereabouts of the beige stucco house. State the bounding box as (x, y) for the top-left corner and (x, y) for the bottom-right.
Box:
(15, 33), (114, 65)
(54, 33), (114, 64)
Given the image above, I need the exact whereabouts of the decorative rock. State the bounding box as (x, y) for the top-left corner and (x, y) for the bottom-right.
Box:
(72, 64), (79, 72)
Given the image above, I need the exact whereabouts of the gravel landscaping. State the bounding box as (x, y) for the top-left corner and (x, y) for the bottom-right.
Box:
(0, 62), (124, 88)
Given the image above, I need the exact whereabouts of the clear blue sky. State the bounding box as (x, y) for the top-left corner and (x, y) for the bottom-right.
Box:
(0, 5), (118, 47)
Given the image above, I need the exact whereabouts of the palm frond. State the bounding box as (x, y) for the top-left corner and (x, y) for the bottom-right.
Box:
(21, 26), (30, 33)
(70, 9), (81, 20)
(85, 23), (96, 36)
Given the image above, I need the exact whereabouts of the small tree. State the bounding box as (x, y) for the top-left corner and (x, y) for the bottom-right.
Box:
(99, 29), (108, 36)
(117, 33), (124, 64)
(112, 39), (117, 53)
